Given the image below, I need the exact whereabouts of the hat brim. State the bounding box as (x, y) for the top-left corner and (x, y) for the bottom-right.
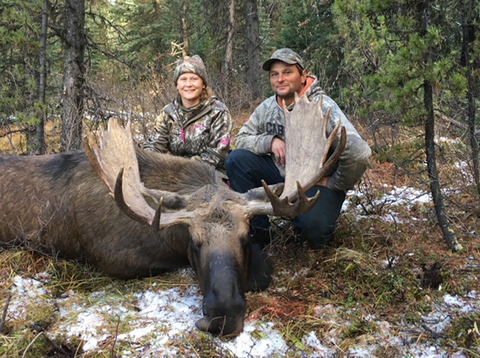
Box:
(262, 58), (298, 71)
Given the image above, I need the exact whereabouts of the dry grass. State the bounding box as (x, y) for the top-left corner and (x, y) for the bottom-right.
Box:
(1, 115), (480, 357)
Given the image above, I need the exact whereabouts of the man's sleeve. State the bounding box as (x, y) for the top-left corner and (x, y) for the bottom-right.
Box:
(323, 99), (372, 191)
(234, 105), (275, 154)
(327, 133), (371, 191)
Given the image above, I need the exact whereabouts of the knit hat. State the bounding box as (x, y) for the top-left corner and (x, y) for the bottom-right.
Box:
(173, 55), (208, 86)
(262, 48), (304, 71)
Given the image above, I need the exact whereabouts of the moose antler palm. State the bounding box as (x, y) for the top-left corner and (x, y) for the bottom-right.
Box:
(84, 120), (194, 229)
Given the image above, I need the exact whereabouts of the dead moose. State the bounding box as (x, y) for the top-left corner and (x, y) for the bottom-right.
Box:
(0, 95), (345, 335)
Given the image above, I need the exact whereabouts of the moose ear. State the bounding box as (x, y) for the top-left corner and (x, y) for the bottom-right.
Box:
(140, 185), (189, 210)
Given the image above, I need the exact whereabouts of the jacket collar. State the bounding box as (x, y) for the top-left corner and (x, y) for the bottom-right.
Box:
(170, 96), (217, 126)
(275, 75), (323, 109)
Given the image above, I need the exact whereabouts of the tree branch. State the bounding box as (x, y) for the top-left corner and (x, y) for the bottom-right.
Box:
(0, 293), (12, 333)
(86, 35), (154, 74)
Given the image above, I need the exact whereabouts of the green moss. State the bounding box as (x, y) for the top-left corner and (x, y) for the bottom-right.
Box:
(340, 316), (377, 339)
(373, 139), (424, 169)
(446, 312), (480, 350)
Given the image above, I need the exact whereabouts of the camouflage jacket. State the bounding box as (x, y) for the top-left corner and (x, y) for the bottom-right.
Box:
(143, 96), (232, 169)
(234, 75), (371, 192)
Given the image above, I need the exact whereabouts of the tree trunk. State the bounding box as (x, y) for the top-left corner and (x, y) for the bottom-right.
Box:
(424, 80), (462, 251)
(244, 0), (261, 100)
(60, 0), (86, 152)
(461, 0), (480, 196)
(35, 0), (48, 155)
(181, 0), (189, 56)
(422, 0), (462, 251)
(223, 0), (235, 100)
(24, 54), (36, 153)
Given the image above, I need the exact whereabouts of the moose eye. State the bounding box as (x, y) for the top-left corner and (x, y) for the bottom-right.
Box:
(240, 235), (250, 248)
(191, 236), (205, 251)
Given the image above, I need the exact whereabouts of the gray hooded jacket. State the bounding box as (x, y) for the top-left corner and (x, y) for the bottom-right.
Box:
(234, 75), (371, 192)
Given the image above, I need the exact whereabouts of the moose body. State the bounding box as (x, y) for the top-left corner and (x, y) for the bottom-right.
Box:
(0, 95), (346, 335)
(1, 150), (206, 276)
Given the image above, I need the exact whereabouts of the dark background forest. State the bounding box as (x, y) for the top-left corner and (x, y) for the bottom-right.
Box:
(1, 0), (479, 248)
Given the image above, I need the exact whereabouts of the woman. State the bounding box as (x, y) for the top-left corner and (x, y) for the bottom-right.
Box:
(143, 55), (232, 170)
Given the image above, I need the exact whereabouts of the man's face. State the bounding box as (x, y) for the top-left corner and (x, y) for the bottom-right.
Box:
(269, 62), (306, 105)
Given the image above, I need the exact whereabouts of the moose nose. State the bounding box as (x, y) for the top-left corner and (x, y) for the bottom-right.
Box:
(197, 288), (246, 335)
(195, 314), (244, 336)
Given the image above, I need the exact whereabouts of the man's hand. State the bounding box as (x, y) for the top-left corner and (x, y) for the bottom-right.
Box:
(271, 137), (286, 166)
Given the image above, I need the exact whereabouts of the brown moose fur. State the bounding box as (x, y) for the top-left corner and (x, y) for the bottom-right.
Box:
(0, 148), (272, 335)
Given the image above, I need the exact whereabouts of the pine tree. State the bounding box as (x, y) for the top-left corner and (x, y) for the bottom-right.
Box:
(333, 0), (471, 250)
(0, 0), (43, 153)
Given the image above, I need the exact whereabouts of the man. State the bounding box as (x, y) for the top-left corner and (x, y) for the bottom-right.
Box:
(225, 48), (371, 249)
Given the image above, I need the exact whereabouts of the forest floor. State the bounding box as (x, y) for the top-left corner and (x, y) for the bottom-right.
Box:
(0, 116), (479, 357)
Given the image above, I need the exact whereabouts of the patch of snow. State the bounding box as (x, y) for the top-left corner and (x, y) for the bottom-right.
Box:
(222, 322), (289, 357)
(6, 271), (479, 357)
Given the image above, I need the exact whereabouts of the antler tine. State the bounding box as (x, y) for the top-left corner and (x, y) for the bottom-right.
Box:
(262, 180), (320, 217)
(113, 167), (155, 225)
(84, 130), (114, 193)
(319, 113), (340, 171)
(114, 169), (194, 227)
(282, 92), (302, 110)
(310, 125), (346, 190)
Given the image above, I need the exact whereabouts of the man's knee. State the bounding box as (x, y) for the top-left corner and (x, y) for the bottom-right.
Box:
(225, 148), (250, 171)
(295, 221), (336, 250)
(294, 187), (345, 249)
(225, 149), (263, 193)
(296, 218), (336, 241)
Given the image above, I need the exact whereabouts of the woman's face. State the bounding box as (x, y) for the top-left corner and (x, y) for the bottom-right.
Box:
(176, 73), (204, 108)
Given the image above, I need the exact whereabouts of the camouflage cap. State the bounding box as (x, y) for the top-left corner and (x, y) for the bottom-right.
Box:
(262, 48), (304, 71)
(173, 55), (208, 86)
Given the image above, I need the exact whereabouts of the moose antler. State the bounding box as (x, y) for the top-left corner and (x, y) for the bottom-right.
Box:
(242, 94), (346, 218)
(84, 119), (194, 228)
